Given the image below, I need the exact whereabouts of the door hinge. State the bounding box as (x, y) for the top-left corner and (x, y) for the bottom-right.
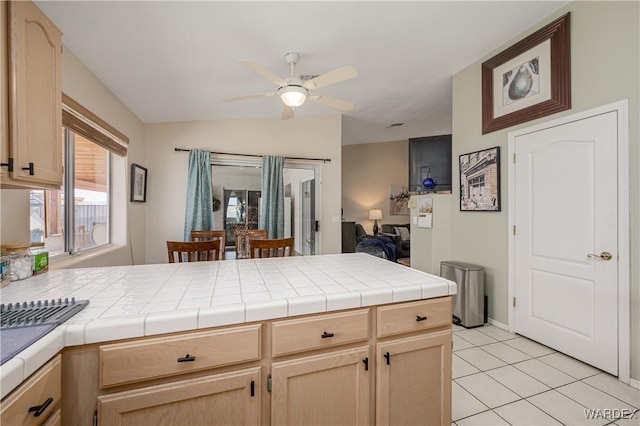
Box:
(513, 225), (516, 236)
(267, 374), (272, 392)
(513, 297), (516, 308)
(93, 409), (98, 426)
(315, 220), (320, 232)
(513, 153), (516, 163)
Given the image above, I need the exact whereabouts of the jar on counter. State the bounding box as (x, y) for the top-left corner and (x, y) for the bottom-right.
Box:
(1, 243), (33, 281)
(0, 251), (10, 287)
(30, 243), (49, 275)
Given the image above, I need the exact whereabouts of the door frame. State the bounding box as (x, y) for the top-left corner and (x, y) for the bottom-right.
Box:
(507, 100), (630, 383)
(210, 155), (323, 254)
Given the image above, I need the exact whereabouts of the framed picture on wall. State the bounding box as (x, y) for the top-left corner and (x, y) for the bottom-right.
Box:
(459, 147), (500, 212)
(130, 163), (147, 202)
(481, 13), (571, 134)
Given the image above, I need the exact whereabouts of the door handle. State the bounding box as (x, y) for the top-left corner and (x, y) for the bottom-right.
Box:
(587, 252), (612, 261)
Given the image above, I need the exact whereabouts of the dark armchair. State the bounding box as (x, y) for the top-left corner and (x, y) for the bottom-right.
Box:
(380, 223), (410, 259)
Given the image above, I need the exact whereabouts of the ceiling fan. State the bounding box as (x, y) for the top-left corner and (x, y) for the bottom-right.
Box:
(223, 52), (358, 120)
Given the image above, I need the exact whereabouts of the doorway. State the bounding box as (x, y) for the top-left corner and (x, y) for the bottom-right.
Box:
(508, 101), (630, 381)
(212, 162), (320, 256)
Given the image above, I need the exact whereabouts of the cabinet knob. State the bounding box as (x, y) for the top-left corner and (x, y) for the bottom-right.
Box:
(28, 397), (53, 417)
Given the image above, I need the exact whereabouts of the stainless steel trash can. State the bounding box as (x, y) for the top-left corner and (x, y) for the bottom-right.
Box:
(440, 261), (484, 328)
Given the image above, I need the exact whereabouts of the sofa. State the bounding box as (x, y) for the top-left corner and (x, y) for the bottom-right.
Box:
(380, 223), (410, 259)
(354, 223), (397, 262)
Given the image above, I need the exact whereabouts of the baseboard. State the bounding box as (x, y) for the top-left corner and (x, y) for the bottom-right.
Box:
(630, 378), (640, 390)
(487, 317), (510, 331)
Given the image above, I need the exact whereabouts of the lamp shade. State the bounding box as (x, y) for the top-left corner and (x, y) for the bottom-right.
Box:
(278, 86), (307, 107)
(369, 209), (382, 220)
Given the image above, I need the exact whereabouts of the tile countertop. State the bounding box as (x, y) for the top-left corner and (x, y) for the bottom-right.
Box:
(0, 253), (456, 398)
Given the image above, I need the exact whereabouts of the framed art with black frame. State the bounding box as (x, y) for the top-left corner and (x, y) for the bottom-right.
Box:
(482, 13), (571, 134)
(459, 147), (500, 212)
(130, 163), (147, 202)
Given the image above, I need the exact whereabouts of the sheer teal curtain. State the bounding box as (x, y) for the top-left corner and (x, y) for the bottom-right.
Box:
(184, 149), (213, 241)
(260, 155), (284, 239)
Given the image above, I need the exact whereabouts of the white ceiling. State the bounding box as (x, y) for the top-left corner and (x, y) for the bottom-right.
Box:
(36, 1), (568, 145)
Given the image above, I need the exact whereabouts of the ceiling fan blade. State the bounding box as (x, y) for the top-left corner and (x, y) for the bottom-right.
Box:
(239, 61), (285, 86)
(281, 105), (294, 120)
(223, 92), (275, 102)
(304, 66), (358, 90)
(308, 95), (354, 111)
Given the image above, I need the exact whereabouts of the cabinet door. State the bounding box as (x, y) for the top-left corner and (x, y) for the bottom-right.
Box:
(0, 354), (61, 426)
(271, 346), (370, 426)
(376, 330), (451, 426)
(7, 0), (62, 188)
(1, 1), (8, 181)
(98, 367), (261, 426)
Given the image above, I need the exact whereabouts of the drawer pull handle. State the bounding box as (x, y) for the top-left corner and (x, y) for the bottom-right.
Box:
(321, 331), (334, 338)
(177, 354), (196, 363)
(28, 397), (53, 417)
(416, 315), (428, 322)
(363, 357), (369, 371)
(22, 162), (34, 175)
(384, 352), (390, 365)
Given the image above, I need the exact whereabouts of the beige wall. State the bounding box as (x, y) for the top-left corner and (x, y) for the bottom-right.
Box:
(144, 115), (342, 264)
(451, 1), (639, 379)
(342, 140), (410, 233)
(1, 47), (147, 268)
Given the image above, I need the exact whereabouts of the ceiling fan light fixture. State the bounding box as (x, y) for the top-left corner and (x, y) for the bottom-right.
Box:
(278, 85), (307, 108)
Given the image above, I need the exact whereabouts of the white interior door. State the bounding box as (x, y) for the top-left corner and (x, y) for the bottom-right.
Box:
(513, 111), (618, 375)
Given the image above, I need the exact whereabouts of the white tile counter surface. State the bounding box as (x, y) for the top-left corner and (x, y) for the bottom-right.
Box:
(0, 253), (456, 398)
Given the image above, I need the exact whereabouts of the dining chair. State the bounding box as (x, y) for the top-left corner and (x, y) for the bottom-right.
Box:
(249, 237), (295, 258)
(235, 229), (267, 258)
(167, 239), (222, 263)
(190, 230), (226, 259)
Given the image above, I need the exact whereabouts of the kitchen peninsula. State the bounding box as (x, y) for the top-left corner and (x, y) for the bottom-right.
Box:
(0, 253), (456, 425)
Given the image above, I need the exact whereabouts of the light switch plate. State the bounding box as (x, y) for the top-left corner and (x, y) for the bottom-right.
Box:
(413, 217), (418, 225)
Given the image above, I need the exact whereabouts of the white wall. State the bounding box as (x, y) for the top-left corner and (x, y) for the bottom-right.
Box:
(1, 47), (147, 268)
(451, 1), (639, 379)
(144, 115), (342, 264)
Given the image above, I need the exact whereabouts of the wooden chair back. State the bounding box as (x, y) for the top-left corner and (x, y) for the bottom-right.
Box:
(167, 239), (221, 263)
(235, 229), (267, 257)
(190, 230), (226, 259)
(249, 237), (295, 258)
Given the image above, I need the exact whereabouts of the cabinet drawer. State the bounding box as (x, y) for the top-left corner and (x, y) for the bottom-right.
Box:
(272, 309), (370, 357)
(377, 297), (451, 338)
(0, 354), (61, 426)
(100, 324), (261, 388)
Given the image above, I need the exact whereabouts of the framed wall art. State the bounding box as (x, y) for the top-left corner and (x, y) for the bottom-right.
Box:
(482, 13), (571, 134)
(130, 163), (147, 202)
(459, 147), (500, 212)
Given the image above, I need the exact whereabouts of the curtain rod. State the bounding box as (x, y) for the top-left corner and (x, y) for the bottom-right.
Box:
(174, 148), (331, 163)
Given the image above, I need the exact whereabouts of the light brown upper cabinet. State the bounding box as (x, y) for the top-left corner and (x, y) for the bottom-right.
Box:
(1, 0), (63, 189)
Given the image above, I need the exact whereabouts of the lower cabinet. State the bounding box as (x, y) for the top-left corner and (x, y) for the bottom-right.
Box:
(376, 330), (452, 425)
(0, 354), (61, 426)
(58, 297), (452, 425)
(271, 346), (370, 426)
(97, 367), (261, 426)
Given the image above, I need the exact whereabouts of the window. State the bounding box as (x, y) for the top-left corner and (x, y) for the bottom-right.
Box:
(29, 94), (128, 257)
(30, 130), (110, 255)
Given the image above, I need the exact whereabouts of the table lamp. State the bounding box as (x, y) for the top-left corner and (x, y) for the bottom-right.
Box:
(369, 209), (382, 235)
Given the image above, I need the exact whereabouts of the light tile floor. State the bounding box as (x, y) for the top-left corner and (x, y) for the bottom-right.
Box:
(451, 324), (640, 426)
